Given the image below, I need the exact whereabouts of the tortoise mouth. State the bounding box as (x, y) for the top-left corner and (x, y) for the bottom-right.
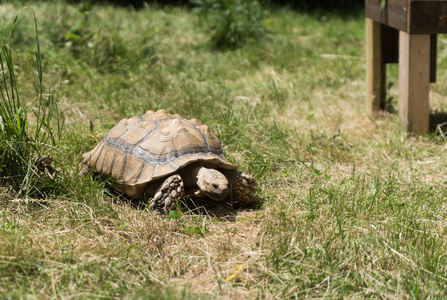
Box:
(203, 187), (229, 201)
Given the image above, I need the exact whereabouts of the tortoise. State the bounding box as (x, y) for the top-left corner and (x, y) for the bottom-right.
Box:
(80, 109), (256, 213)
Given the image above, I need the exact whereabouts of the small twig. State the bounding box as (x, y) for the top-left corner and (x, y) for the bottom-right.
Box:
(436, 122), (447, 140)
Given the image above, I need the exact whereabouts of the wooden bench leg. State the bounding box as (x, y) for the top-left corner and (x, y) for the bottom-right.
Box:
(398, 31), (430, 133)
(366, 18), (386, 113)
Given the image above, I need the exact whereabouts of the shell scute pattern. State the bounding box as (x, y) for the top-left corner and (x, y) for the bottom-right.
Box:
(82, 110), (238, 198)
(108, 116), (140, 139)
(120, 121), (158, 146)
(110, 148), (126, 179)
(86, 143), (103, 172)
(101, 147), (114, 175)
(122, 154), (143, 183)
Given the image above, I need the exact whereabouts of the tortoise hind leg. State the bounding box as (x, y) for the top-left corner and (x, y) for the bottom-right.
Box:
(224, 170), (257, 207)
(149, 174), (184, 214)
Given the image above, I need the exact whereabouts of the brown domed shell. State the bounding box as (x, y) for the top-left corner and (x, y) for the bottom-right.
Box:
(82, 109), (238, 198)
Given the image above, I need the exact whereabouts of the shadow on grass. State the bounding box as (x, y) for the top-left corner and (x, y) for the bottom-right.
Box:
(180, 197), (262, 220)
(268, 2), (365, 19)
(67, 0), (366, 19)
(118, 191), (261, 221)
(377, 106), (447, 135)
(429, 112), (447, 133)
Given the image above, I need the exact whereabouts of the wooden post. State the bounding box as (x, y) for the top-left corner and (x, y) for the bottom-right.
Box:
(366, 18), (386, 113)
(398, 31), (430, 133)
(365, 0), (447, 133)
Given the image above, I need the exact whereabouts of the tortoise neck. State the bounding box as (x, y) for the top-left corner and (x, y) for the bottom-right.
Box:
(182, 164), (208, 187)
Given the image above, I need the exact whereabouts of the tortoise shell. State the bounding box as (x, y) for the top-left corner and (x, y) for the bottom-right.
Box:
(82, 109), (238, 198)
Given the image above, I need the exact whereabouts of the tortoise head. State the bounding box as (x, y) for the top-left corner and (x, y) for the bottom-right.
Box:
(196, 167), (229, 201)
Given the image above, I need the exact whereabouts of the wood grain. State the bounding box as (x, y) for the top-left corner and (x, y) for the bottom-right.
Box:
(398, 32), (430, 133)
(366, 18), (386, 113)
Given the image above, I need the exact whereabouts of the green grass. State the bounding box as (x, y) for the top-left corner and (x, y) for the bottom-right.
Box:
(0, 1), (446, 298)
(0, 7), (64, 199)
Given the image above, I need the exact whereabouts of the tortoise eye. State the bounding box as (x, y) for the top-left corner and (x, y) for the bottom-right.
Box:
(212, 183), (219, 189)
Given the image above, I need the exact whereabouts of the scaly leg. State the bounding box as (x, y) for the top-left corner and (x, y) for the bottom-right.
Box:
(224, 170), (257, 207)
(149, 175), (184, 214)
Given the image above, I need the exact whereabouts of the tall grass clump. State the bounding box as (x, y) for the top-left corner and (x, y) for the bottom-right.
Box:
(0, 10), (64, 197)
(193, 0), (267, 49)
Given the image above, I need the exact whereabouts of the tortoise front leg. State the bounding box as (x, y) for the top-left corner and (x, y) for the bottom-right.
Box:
(149, 175), (184, 214)
(224, 170), (257, 207)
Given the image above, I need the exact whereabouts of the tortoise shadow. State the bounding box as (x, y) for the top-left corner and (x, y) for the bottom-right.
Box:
(113, 190), (261, 221)
(178, 198), (261, 221)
